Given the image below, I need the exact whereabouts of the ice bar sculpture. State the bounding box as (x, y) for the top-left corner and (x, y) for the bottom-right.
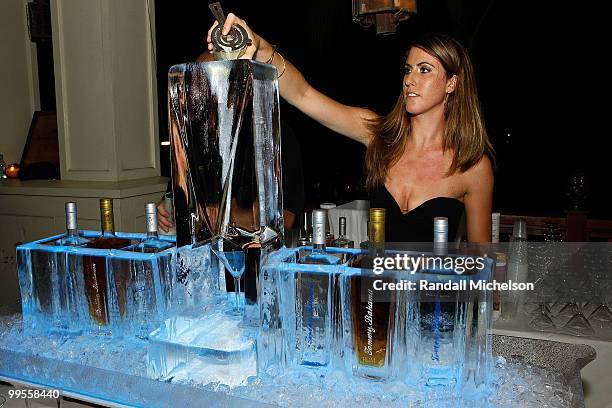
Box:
(16, 231), (219, 338)
(168, 60), (284, 324)
(167, 60), (284, 248)
(258, 246), (494, 395)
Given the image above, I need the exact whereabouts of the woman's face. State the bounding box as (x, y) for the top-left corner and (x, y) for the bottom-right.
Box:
(403, 47), (456, 116)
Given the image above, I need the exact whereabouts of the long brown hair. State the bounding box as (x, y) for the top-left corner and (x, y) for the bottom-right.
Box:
(365, 33), (494, 190)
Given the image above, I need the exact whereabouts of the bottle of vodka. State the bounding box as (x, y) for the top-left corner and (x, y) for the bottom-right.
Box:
(298, 210), (339, 265)
(292, 209), (339, 368)
(135, 203), (174, 253)
(332, 217), (354, 248)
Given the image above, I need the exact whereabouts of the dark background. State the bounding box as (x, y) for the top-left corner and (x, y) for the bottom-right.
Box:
(154, 1), (607, 218)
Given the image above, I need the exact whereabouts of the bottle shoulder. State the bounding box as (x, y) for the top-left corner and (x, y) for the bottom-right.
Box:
(297, 251), (340, 265)
(135, 238), (174, 253)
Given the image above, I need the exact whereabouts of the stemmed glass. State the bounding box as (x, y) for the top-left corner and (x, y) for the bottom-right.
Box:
(211, 235), (247, 315)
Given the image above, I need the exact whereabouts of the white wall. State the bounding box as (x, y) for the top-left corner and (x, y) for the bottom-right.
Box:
(0, 0), (39, 164)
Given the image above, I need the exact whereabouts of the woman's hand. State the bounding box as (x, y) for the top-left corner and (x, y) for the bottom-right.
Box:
(206, 13), (270, 61)
(156, 199), (173, 233)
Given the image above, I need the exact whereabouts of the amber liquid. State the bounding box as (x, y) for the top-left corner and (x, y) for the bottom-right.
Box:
(349, 273), (395, 369)
(84, 236), (131, 325)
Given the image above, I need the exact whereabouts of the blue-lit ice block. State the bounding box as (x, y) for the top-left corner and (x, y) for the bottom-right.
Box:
(15, 231), (221, 338)
(401, 252), (494, 394)
(258, 246), (494, 396)
(257, 246), (361, 377)
(147, 311), (257, 380)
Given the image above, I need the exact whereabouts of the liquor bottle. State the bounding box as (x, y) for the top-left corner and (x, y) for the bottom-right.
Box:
(349, 208), (396, 379)
(297, 212), (311, 246)
(351, 208), (385, 268)
(419, 216), (459, 386)
(83, 198), (132, 326)
(135, 203), (174, 253)
(331, 217), (354, 248)
(491, 212), (500, 243)
(293, 209), (339, 368)
(57, 202), (90, 246)
(332, 216), (354, 264)
(32, 202), (90, 317)
(491, 212), (503, 320)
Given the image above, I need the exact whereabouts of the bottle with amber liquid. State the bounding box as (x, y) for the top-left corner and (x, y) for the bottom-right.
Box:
(349, 208), (396, 379)
(83, 199), (132, 326)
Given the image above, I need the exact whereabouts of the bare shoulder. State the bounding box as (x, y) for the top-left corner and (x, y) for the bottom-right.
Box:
(463, 155), (494, 193)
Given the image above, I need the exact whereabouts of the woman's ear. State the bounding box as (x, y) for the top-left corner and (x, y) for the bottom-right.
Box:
(446, 75), (457, 94)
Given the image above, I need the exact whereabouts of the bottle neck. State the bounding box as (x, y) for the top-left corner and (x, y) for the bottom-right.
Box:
(339, 219), (347, 239)
(146, 230), (159, 240)
(312, 242), (326, 253)
(369, 221), (385, 257)
(145, 208), (159, 240)
(66, 208), (78, 237)
(101, 217), (115, 237)
(312, 221), (326, 247)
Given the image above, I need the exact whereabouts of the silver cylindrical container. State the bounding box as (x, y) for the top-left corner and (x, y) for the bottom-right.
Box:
(434, 217), (448, 255)
(65, 202), (78, 231)
(311, 209), (327, 246)
(145, 202), (158, 234)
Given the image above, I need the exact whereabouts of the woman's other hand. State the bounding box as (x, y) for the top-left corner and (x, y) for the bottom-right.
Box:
(156, 199), (173, 233)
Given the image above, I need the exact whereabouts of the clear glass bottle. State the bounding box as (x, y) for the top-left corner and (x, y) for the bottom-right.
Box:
(332, 217), (354, 248)
(83, 199), (132, 326)
(57, 202), (90, 246)
(418, 216), (460, 387)
(297, 211), (311, 246)
(135, 203), (174, 253)
(292, 209), (339, 368)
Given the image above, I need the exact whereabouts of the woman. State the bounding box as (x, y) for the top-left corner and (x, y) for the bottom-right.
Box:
(208, 15), (494, 243)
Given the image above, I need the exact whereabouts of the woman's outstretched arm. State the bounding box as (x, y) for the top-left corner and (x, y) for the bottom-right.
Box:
(208, 14), (379, 146)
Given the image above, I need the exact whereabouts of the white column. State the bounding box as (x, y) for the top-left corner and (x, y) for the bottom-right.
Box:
(51, 0), (160, 181)
(0, 0), (39, 164)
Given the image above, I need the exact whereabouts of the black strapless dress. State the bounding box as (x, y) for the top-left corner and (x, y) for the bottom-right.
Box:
(368, 186), (465, 242)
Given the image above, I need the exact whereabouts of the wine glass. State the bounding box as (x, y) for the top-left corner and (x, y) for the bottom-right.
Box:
(211, 236), (246, 314)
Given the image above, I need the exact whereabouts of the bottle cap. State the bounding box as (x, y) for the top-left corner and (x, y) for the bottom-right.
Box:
(434, 217), (448, 233)
(339, 216), (346, 235)
(311, 209), (327, 245)
(65, 202), (78, 230)
(312, 209), (327, 226)
(66, 202), (77, 214)
(145, 203), (158, 233)
(320, 203), (336, 210)
(369, 208), (385, 224)
(99, 198), (114, 232)
(512, 219), (527, 239)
